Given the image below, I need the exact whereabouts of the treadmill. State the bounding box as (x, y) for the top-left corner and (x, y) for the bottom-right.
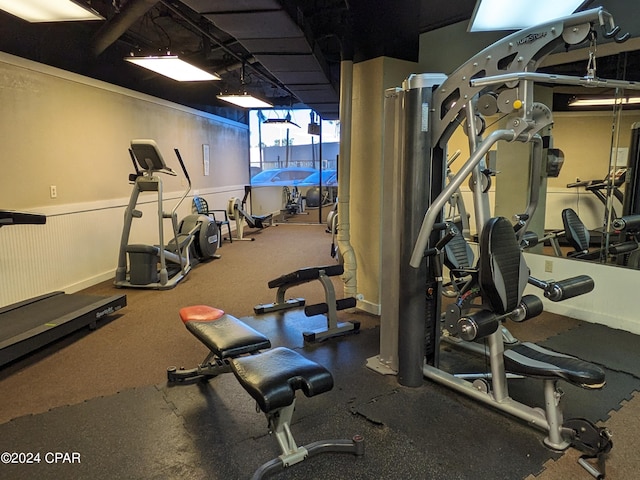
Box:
(0, 210), (127, 367)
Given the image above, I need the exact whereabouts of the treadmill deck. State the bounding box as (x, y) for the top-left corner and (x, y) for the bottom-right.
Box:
(0, 292), (127, 367)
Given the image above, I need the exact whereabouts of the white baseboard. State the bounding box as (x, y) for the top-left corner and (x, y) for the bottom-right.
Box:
(357, 298), (381, 316)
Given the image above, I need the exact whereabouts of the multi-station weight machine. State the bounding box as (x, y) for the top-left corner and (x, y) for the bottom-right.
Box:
(368, 7), (639, 478)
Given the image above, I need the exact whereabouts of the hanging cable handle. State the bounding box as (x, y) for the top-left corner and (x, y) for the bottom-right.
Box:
(603, 25), (629, 43)
(598, 10), (630, 43)
(422, 222), (459, 283)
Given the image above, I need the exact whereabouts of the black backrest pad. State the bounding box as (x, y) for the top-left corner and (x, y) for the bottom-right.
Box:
(562, 208), (590, 252)
(268, 264), (344, 289)
(186, 315), (270, 358)
(443, 233), (474, 274)
(479, 217), (529, 314)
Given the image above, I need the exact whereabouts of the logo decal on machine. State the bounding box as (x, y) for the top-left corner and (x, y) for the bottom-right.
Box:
(517, 31), (548, 45)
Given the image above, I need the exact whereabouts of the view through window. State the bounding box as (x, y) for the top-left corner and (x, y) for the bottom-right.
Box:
(249, 109), (340, 223)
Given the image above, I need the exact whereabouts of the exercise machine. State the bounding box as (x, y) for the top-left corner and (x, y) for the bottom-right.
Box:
(192, 195), (232, 248)
(562, 168), (627, 249)
(566, 168), (627, 220)
(430, 218), (611, 475)
(561, 208), (640, 267)
(0, 210), (127, 367)
(254, 264), (359, 342)
(282, 186), (305, 216)
(529, 208), (640, 268)
(226, 186), (273, 241)
(326, 200), (339, 258)
(167, 304), (364, 479)
(114, 139), (219, 290)
(371, 7), (637, 477)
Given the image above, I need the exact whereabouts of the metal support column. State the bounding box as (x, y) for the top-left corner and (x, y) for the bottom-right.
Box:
(398, 73), (447, 386)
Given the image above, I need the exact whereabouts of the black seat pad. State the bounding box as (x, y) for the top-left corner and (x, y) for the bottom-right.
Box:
(231, 347), (333, 413)
(504, 342), (605, 388)
(444, 233), (474, 274)
(185, 314), (270, 358)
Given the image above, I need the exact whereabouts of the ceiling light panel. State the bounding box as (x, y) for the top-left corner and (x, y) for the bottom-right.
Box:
(468, 0), (587, 32)
(0, 0), (104, 22)
(125, 56), (220, 82)
(217, 94), (273, 109)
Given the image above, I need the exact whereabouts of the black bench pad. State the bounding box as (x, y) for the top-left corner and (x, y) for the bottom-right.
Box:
(231, 347), (334, 413)
(185, 314), (271, 358)
(268, 264), (344, 289)
(504, 342), (605, 388)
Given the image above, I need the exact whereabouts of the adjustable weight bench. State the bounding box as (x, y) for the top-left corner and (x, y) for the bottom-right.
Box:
(168, 305), (364, 479)
(254, 264), (360, 342)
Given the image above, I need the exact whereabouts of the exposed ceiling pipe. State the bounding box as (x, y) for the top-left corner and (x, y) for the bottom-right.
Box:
(92, 0), (159, 57)
(216, 57), (257, 74)
(158, 0), (295, 97)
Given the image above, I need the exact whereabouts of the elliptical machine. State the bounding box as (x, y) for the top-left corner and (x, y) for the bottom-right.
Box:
(114, 139), (219, 290)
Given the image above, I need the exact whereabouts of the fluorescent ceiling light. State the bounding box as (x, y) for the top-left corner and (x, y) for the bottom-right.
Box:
(125, 56), (220, 82)
(263, 118), (300, 128)
(468, 0), (587, 32)
(263, 113), (300, 128)
(217, 93), (273, 109)
(0, 0), (103, 22)
(569, 97), (640, 107)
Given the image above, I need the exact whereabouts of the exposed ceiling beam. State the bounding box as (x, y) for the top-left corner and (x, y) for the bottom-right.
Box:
(92, 0), (159, 56)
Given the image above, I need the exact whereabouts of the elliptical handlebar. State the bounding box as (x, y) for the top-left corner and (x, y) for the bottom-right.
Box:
(173, 148), (191, 187)
(167, 148), (192, 222)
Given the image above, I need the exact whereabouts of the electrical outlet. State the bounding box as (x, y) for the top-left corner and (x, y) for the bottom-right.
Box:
(545, 260), (553, 273)
(50, 185), (57, 199)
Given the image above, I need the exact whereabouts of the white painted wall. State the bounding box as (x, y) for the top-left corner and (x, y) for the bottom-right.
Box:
(0, 52), (249, 307)
(524, 252), (640, 335)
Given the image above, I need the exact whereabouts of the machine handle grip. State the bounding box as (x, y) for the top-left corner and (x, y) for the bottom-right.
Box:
(435, 224), (459, 250)
(544, 275), (594, 302)
(423, 224), (459, 258)
(519, 231), (539, 249)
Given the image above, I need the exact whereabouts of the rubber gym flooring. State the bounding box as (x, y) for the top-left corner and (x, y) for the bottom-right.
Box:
(0, 224), (639, 479)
